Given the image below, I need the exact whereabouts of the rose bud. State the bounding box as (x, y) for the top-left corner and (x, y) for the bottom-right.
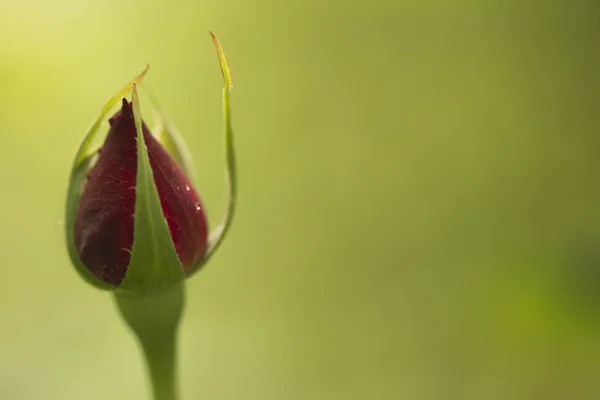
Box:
(74, 98), (208, 286)
(65, 46), (235, 293)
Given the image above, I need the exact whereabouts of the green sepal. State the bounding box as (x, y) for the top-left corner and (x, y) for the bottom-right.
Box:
(153, 116), (198, 186)
(141, 88), (199, 186)
(65, 150), (113, 289)
(117, 83), (186, 294)
(188, 32), (237, 276)
(65, 66), (149, 290)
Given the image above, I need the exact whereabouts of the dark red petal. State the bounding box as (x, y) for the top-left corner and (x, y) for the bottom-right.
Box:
(74, 98), (208, 285)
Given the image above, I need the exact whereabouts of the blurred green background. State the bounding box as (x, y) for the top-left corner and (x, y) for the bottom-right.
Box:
(1, 0), (600, 399)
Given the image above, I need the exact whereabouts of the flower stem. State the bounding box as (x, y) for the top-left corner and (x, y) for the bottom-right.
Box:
(140, 328), (178, 400)
(114, 283), (185, 400)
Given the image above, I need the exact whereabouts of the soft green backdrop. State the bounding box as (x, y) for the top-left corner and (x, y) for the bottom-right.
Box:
(1, 0), (600, 399)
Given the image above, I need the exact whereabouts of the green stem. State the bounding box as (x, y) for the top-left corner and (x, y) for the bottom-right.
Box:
(114, 283), (185, 400)
(140, 329), (178, 400)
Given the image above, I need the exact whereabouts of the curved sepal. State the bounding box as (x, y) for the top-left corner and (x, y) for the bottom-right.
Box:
(188, 32), (237, 276)
(118, 84), (186, 294)
(65, 66), (149, 290)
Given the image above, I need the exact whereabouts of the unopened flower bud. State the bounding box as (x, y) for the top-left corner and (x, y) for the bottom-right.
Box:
(66, 35), (234, 293)
(73, 99), (208, 286)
